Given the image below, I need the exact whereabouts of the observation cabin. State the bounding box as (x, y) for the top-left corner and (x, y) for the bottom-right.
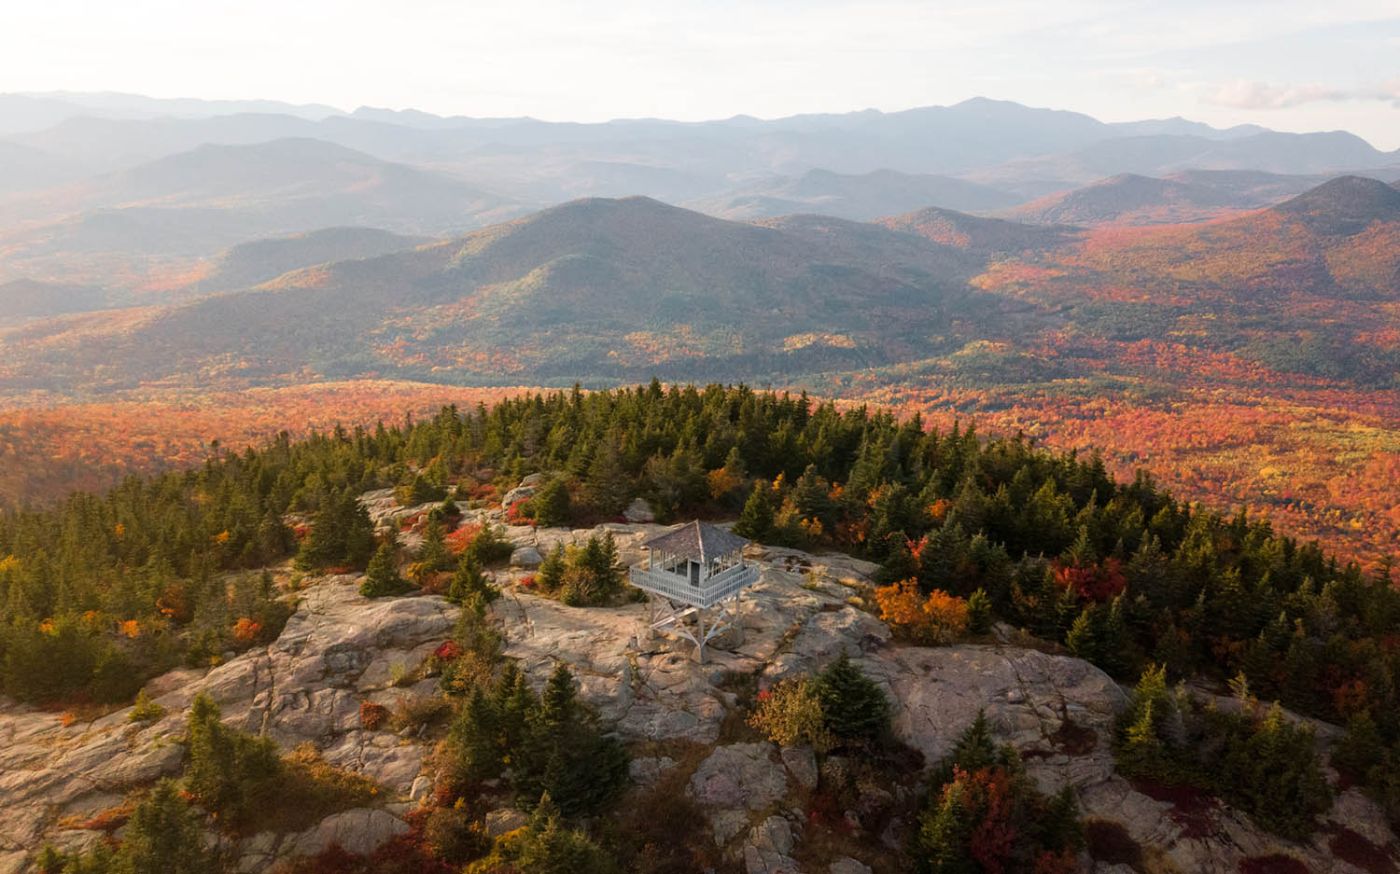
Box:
(628, 520), (758, 662)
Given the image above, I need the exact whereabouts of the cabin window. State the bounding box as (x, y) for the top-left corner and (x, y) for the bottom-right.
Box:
(688, 560), (701, 587)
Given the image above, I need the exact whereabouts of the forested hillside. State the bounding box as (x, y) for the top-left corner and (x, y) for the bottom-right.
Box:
(3, 384), (1396, 822)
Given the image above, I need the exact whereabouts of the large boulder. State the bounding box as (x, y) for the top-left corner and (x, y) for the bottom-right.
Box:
(286, 808), (409, 857)
(690, 743), (790, 826)
(509, 545), (543, 568)
(744, 815), (800, 874)
(863, 645), (1127, 785)
(623, 497), (656, 523)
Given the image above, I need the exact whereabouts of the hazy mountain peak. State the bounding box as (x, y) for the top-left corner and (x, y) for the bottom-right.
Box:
(1273, 174), (1400, 235)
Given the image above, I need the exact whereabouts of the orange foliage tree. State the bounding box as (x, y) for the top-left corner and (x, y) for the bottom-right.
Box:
(875, 580), (969, 644)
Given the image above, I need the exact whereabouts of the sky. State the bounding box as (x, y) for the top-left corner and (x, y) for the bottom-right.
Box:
(3, 0), (1398, 149)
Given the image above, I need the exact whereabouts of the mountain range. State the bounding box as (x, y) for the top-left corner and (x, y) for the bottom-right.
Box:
(2, 175), (1395, 396)
(0, 93), (1394, 304)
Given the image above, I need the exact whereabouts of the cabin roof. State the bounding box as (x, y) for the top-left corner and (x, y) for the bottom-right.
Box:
(641, 520), (749, 565)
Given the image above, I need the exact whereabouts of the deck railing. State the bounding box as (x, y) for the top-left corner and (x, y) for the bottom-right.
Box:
(629, 562), (758, 609)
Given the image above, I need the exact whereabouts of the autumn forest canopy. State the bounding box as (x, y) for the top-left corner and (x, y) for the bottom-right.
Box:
(2, 385), (1398, 784)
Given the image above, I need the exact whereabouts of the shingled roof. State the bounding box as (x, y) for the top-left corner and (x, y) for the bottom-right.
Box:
(641, 520), (749, 564)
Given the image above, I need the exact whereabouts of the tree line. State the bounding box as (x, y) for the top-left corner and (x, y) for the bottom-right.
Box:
(1, 382), (1396, 819)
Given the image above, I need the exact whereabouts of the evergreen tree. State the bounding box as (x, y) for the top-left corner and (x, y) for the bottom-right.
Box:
(734, 482), (774, 541)
(966, 588), (993, 636)
(468, 794), (618, 874)
(417, 518), (452, 572)
(931, 710), (1013, 786)
(1065, 606), (1099, 662)
(112, 780), (212, 874)
(531, 477), (573, 528)
(914, 778), (980, 874)
(514, 664), (629, 816)
(448, 552), (498, 605)
(585, 440), (633, 517)
(536, 543), (567, 593)
(814, 653), (890, 744)
(360, 541), (412, 598)
(296, 490), (375, 571)
(184, 693), (281, 828)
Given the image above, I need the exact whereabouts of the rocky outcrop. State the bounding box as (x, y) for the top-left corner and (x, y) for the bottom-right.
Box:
(623, 497), (656, 523)
(744, 815), (800, 874)
(508, 545), (542, 568)
(0, 576), (454, 872)
(1, 514), (1392, 874)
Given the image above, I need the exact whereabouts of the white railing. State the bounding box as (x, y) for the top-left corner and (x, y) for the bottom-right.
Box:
(629, 562), (758, 609)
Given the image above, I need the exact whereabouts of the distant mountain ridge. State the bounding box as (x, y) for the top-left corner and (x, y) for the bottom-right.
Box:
(689, 168), (1022, 220)
(2, 174), (1394, 398)
(197, 227), (431, 292)
(0, 196), (1027, 391)
(1001, 172), (1323, 226)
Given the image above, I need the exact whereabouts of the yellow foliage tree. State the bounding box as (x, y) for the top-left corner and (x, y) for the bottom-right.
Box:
(875, 579), (969, 644)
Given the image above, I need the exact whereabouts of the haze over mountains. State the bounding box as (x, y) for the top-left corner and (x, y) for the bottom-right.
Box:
(0, 91), (1396, 373)
(0, 91), (1395, 308)
(3, 175), (1396, 397)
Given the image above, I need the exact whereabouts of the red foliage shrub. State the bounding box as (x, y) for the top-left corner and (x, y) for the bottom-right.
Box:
(444, 523), (481, 556)
(1053, 557), (1126, 602)
(359, 701), (389, 731)
(231, 617), (263, 644)
(505, 499), (532, 525)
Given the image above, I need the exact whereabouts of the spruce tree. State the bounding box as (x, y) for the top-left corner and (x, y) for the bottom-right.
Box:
(418, 518), (452, 572)
(536, 543), (567, 593)
(814, 652), (890, 744)
(184, 693), (240, 817)
(449, 552), (498, 605)
(584, 439), (632, 517)
(360, 542), (411, 598)
(531, 477), (573, 528)
(514, 664), (628, 816)
(1065, 606), (1099, 662)
(734, 482), (774, 541)
(966, 589), (993, 636)
(931, 710), (1013, 786)
(113, 780), (212, 874)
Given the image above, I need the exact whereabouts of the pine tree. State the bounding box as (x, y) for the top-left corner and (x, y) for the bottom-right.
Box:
(514, 664), (629, 816)
(932, 710), (1012, 786)
(513, 795), (619, 874)
(584, 438), (633, 517)
(450, 686), (504, 782)
(113, 780), (213, 874)
(534, 543), (564, 594)
(184, 693), (241, 817)
(531, 477), (573, 528)
(361, 541), (411, 598)
(914, 777), (980, 874)
(1065, 606), (1099, 662)
(296, 489), (376, 571)
(966, 588), (993, 636)
(418, 518), (452, 572)
(814, 652), (890, 744)
(733, 481), (775, 541)
(1117, 698), (1168, 780)
(448, 552), (498, 605)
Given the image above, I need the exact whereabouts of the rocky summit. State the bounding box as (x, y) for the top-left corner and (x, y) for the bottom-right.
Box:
(1, 502), (1393, 873)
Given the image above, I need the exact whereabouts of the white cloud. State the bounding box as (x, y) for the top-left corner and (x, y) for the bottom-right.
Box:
(1205, 78), (1400, 110)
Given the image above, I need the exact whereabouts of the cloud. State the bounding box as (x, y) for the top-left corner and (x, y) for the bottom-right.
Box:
(1206, 78), (1400, 110)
